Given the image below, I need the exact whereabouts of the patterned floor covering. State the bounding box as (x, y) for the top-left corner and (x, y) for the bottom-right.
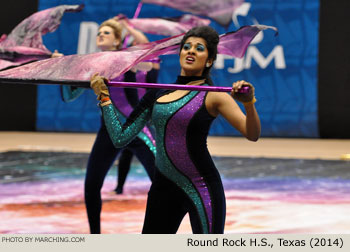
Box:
(1, 151), (349, 234)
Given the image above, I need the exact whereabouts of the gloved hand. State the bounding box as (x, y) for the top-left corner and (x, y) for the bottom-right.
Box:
(230, 80), (256, 104)
(90, 73), (110, 100)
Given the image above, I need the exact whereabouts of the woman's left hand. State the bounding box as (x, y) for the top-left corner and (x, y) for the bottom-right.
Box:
(230, 80), (255, 104)
(51, 50), (64, 58)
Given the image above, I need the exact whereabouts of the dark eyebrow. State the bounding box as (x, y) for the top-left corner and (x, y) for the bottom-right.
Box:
(185, 42), (204, 46)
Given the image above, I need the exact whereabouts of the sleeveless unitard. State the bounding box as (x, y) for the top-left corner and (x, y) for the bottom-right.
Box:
(102, 76), (226, 234)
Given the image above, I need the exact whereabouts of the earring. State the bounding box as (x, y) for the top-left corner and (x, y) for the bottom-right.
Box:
(206, 62), (211, 67)
(113, 41), (117, 46)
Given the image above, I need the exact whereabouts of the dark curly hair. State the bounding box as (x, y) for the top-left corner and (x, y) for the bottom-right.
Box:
(180, 26), (219, 83)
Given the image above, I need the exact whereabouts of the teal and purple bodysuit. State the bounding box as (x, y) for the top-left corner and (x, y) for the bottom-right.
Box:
(102, 76), (226, 234)
(62, 71), (157, 234)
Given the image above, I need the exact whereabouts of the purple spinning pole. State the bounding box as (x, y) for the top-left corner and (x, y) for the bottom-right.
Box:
(133, 2), (143, 18)
(108, 80), (250, 93)
(0, 78), (249, 93)
(122, 2), (144, 48)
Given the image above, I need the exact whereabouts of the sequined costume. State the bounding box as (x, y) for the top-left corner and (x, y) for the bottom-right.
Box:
(114, 68), (159, 194)
(102, 76), (226, 234)
(61, 71), (156, 233)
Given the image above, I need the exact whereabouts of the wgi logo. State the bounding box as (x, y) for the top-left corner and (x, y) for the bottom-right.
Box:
(214, 3), (286, 73)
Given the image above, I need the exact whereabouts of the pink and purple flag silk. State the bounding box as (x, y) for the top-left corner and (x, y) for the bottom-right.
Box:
(141, 0), (244, 26)
(128, 14), (211, 36)
(0, 33), (183, 82)
(0, 4), (83, 70)
(0, 25), (277, 85)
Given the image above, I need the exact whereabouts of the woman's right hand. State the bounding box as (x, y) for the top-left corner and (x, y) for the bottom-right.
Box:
(90, 73), (110, 100)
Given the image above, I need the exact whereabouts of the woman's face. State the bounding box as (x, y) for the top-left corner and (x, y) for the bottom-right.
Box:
(96, 26), (120, 51)
(179, 37), (212, 77)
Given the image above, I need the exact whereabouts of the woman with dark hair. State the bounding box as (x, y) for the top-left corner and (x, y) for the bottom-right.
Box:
(91, 26), (260, 233)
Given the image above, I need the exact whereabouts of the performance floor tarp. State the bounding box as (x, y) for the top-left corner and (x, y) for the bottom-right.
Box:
(1, 151), (350, 233)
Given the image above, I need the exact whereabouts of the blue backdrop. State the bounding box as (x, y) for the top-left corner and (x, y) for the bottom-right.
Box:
(37, 0), (319, 137)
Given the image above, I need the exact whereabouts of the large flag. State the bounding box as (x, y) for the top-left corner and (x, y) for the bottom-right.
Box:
(0, 4), (83, 70)
(127, 14), (211, 36)
(141, 0), (244, 26)
(0, 25), (277, 86)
